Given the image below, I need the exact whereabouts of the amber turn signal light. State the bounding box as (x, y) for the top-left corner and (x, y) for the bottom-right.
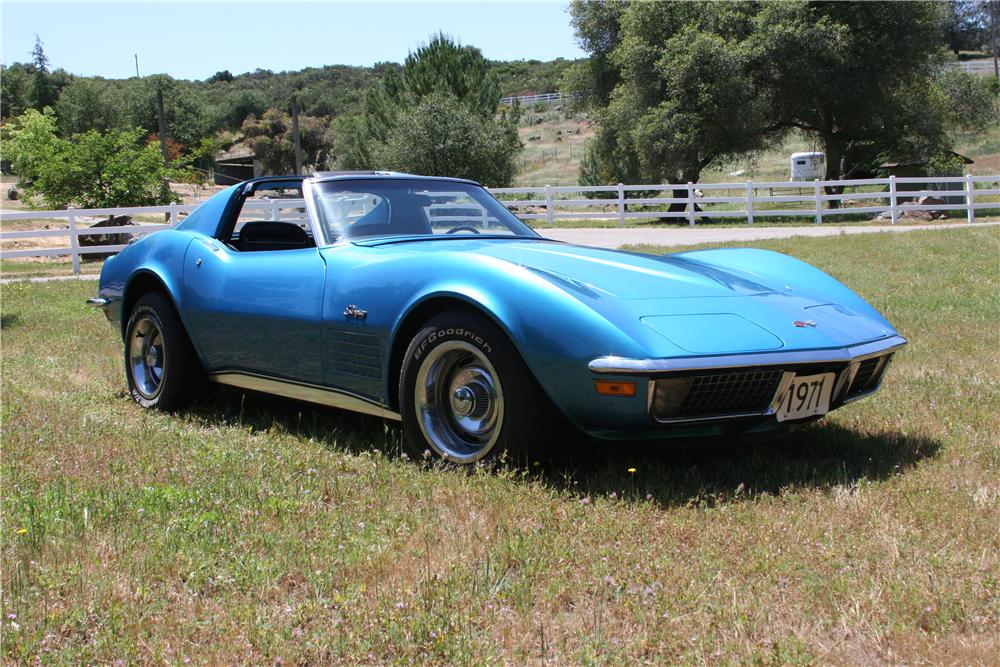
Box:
(594, 380), (637, 397)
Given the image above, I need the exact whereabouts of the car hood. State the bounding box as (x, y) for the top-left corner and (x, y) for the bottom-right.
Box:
(478, 241), (892, 352)
(477, 241), (779, 299)
(364, 238), (891, 352)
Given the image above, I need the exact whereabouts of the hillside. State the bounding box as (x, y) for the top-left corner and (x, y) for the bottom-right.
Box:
(514, 118), (1000, 188)
(0, 57), (579, 129)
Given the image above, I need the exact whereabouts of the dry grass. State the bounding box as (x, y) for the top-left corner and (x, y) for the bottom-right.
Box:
(1, 227), (999, 664)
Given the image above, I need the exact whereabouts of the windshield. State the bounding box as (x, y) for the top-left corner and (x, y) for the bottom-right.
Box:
(312, 179), (538, 242)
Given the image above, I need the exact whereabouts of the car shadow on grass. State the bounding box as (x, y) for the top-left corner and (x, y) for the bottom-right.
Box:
(539, 422), (941, 508)
(183, 388), (405, 457)
(183, 388), (939, 508)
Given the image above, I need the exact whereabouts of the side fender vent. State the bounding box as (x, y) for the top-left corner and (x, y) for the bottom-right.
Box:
(327, 329), (382, 380)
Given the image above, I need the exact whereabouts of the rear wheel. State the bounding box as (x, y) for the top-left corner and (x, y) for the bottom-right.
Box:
(399, 310), (552, 465)
(124, 292), (205, 410)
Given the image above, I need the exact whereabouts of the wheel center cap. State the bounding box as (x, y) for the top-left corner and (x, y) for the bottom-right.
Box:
(146, 346), (159, 367)
(451, 386), (475, 416)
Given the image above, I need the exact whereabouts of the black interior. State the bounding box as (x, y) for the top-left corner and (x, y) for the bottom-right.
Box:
(236, 221), (315, 252)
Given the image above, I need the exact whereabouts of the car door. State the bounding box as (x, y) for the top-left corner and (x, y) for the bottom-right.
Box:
(181, 180), (327, 384)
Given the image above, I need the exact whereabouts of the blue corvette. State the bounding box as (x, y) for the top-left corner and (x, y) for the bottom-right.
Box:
(90, 172), (906, 463)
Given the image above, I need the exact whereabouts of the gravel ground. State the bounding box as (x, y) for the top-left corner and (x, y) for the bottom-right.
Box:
(537, 220), (1000, 249)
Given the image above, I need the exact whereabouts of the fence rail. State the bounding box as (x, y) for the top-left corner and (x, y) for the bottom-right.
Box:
(499, 92), (577, 106)
(946, 59), (997, 74)
(2, 175), (998, 273)
(487, 175), (999, 226)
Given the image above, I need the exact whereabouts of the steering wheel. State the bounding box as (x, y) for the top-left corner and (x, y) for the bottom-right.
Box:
(444, 225), (481, 235)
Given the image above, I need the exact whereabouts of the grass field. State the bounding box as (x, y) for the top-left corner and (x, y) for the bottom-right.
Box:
(511, 117), (1000, 189)
(2, 227), (999, 664)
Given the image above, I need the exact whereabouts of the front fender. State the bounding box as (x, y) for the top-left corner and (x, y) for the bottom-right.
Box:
(386, 255), (673, 434)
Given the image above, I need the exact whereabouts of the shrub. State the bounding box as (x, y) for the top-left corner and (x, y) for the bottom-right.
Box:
(6, 108), (177, 208)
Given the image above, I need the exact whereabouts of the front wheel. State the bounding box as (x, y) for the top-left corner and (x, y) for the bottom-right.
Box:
(399, 311), (552, 465)
(124, 292), (206, 410)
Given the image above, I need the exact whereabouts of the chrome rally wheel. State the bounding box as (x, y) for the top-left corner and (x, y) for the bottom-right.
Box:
(128, 314), (165, 400)
(399, 310), (554, 466)
(415, 340), (505, 463)
(123, 292), (206, 411)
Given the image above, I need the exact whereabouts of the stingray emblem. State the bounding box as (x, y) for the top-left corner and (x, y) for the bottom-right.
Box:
(344, 304), (368, 320)
(794, 319), (817, 328)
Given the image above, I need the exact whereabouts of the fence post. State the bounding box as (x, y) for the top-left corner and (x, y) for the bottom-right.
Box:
(686, 182), (696, 226)
(617, 183), (625, 226)
(169, 201), (179, 227)
(67, 206), (80, 274)
(888, 175), (898, 225)
(544, 185), (554, 226)
(965, 173), (975, 224)
(746, 181), (754, 225)
(813, 179), (822, 224)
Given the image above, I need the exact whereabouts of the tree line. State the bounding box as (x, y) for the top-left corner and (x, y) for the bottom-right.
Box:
(2, 2), (998, 212)
(570, 0), (998, 206)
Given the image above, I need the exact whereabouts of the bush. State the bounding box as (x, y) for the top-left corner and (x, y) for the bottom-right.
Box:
(241, 109), (333, 174)
(6, 109), (176, 208)
(936, 69), (999, 133)
(371, 94), (522, 186)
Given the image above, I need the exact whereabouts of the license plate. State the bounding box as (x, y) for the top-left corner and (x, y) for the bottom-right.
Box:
(775, 372), (835, 422)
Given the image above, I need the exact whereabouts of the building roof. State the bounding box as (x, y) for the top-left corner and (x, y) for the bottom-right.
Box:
(216, 145), (255, 163)
(879, 151), (974, 169)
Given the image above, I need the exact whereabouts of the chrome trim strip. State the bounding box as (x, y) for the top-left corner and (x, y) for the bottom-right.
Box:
(589, 335), (907, 375)
(209, 371), (401, 421)
(86, 297), (109, 307)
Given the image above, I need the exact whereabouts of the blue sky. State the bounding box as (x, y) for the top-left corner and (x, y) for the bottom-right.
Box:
(1, 1), (585, 80)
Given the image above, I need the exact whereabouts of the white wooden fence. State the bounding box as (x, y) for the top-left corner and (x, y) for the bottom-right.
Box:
(0, 199), (297, 274)
(1, 175), (997, 274)
(487, 175), (998, 226)
(499, 92), (577, 106)
(947, 59), (997, 75)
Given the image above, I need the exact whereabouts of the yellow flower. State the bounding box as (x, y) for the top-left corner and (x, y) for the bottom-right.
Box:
(627, 468), (637, 474)
(15, 528), (27, 534)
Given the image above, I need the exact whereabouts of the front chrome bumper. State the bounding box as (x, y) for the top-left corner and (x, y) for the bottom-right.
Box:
(588, 335), (907, 426)
(588, 335), (908, 375)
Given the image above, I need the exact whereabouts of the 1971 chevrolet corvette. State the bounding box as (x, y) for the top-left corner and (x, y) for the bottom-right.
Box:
(90, 172), (906, 463)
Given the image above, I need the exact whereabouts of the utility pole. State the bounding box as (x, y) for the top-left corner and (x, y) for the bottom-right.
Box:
(156, 87), (170, 212)
(991, 0), (999, 82)
(134, 54), (139, 78)
(291, 95), (303, 176)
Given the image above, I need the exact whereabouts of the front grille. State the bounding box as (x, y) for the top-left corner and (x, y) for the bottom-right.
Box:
(652, 369), (783, 421)
(847, 355), (887, 397)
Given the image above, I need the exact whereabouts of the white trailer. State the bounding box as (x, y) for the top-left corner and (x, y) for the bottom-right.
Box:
(790, 152), (825, 181)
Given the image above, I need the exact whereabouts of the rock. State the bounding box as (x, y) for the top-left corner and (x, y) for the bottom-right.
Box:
(79, 215), (135, 251)
(6, 188), (18, 201)
(898, 207), (935, 221)
(872, 207), (936, 222)
(917, 195), (949, 219)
